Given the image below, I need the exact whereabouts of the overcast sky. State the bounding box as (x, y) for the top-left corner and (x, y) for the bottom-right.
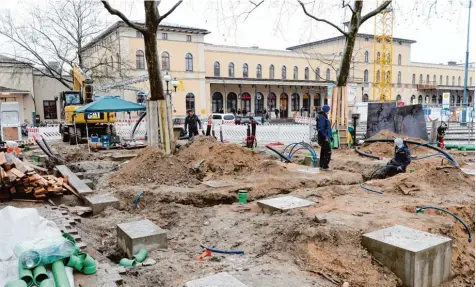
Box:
(1, 0), (475, 65)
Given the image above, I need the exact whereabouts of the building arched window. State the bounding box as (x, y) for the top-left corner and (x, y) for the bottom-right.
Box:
(362, 94), (369, 102)
(315, 68), (320, 80)
(228, 62), (234, 77)
(439, 75), (442, 85)
(364, 69), (369, 83)
(212, 92), (223, 113)
(446, 76), (449, 85)
(269, 65), (275, 79)
(243, 63), (248, 78)
(256, 64), (262, 78)
(426, 74), (429, 84)
(451, 95), (455, 104)
(425, 95), (430, 104)
(364, 51), (369, 63)
(398, 54), (402, 65)
(376, 70), (380, 83)
(397, 71), (401, 84)
(136, 50), (145, 69)
(185, 93), (195, 111)
(161, 52), (170, 71)
(213, 61), (220, 77)
(458, 76), (461, 86)
(412, 74), (416, 84)
(386, 71), (391, 83)
(282, 65), (287, 79)
(377, 52), (380, 61)
(326, 68), (330, 81)
(433, 75), (436, 84)
(396, 94), (402, 101)
(304, 67), (309, 80)
(227, 92), (237, 112)
(291, 93), (300, 111)
(293, 66), (298, 80)
(452, 76), (455, 86)
(410, 95), (416, 103)
(418, 95), (423, 104)
(419, 74), (423, 84)
(431, 95), (437, 104)
(438, 95), (442, 104)
(185, 53), (193, 71)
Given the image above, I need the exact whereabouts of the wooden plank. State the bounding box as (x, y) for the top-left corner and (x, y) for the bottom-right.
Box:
(0, 152), (6, 166)
(10, 168), (26, 179)
(12, 158), (33, 174)
(63, 182), (82, 200)
(56, 165), (93, 196)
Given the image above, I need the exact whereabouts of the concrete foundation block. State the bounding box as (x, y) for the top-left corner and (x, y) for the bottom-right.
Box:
(117, 219), (167, 258)
(362, 225), (452, 287)
(257, 196), (314, 212)
(184, 272), (248, 287)
(85, 194), (119, 215)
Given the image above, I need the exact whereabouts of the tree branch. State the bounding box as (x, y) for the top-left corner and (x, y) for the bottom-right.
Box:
(360, 1), (391, 25)
(100, 1), (146, 32)
(241, 0), (264, 21)
(158, 0), (184, 22)
(298, 0), (348, 37)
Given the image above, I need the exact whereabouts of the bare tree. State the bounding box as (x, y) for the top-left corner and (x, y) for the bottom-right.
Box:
(101, 0), (183, 152)
(0, 0), (130, 90)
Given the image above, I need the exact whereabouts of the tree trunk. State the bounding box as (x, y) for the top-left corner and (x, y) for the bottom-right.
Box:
(337, 1), (363, 87)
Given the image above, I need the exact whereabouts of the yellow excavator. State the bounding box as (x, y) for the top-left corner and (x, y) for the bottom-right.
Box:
(59, 65), (116, 144)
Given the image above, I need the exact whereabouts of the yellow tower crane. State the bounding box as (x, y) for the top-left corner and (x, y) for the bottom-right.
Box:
(372, 3), (394, 101)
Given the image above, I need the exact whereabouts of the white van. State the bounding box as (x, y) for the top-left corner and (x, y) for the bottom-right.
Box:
(208, 113), (235, 125)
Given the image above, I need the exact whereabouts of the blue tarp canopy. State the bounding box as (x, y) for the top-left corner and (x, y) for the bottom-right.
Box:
(74, 96), (146, 113)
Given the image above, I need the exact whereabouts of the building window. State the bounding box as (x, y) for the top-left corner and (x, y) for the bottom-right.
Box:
(377, 52), (380, 61)
(135, 50), (145, 69)
(426, 74), (429, 84)
(161, 52), (170, 71)
(398, 54), (402, 65)
(412, 74), (415, 84)
(397, 71), (401, 84)
(227, 92), (238, 112)
(446, 76), (449, 85)
(470, 77), (473, 86)
(136, 31), (142, 38)
(269, 65), (275, 79)
(186, 35), (192, 42)
(432, 95), (437, 104)
(364, 51), (369, 63)
(43, 100), (57, 119)
(161, 33), (168, 40)
(410, 95), (415, 103)
(433, 75), (436, 84)
(293, 66), (298, 80)
(452, 76), (455, 86)
(255, 92), (264, 114)
(256, 64), (262, 78)
(458, 76), (461, 86)
(185, 93), (195, 112)
(376, 70), (380, 83)
(213, 61), (220, 77)
(364, 69), (369, 83)
(291, 93), (300, 111)
(362, 94), (369, 102)
(304, 67), (309, 80)
(418, 95), (423, 104)
(185, 53), (193, 71)
(282, 65), (287, 80)
(326, 68), (330, 81)
(419, 74), (423, 84)
(386, 71), (391, 83)
(440, 75), (442, 85)
(396, 94), (402, 101)
(243, 63), (248, 78)
(315, 68), (320, 80)
(228, 62), (234, 77)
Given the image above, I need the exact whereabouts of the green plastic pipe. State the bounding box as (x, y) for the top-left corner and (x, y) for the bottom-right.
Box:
(18, 265), (33, 287)
(83, 265), (97, 275)
(444, 143), (459, 149)
(5, 279), (27, 287)
(458, 145), (475, 151)
(78, 252), (96, 268)
(33, 266), (48, 286)
(133, 248), (148, 263)
(51, 260), (71, 287)
(119, 258), (137, 267)
(65, 255), (83, 271)
(39, 279), (56, 287)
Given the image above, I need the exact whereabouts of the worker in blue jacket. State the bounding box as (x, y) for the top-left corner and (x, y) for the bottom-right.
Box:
(317, 105), (333, 170)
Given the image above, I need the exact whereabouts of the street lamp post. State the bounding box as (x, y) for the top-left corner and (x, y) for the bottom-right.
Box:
(461, 0), (472, 126)
(163, 71), (179, 112)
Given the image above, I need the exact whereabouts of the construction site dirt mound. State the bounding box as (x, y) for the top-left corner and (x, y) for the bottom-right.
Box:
(108, 147), (201, 187)
(178, 137), (263, 176)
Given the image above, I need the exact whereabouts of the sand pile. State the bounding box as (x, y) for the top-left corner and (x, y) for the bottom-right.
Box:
(361, 130), (430, 158)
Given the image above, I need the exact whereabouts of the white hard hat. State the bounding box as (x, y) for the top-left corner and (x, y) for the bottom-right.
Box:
(394, 138), (404, 148)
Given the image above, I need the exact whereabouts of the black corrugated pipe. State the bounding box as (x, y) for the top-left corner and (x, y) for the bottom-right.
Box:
(355, 146), (381, 160)
(131, 112), (147, 139)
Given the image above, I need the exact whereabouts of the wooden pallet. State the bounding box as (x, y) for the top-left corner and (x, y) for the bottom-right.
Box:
(330, 86), (349, 148)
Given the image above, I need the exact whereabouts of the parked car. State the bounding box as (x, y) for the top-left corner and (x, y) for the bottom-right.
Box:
(208, 113), (235, 125)
(173, 116), (186, 126)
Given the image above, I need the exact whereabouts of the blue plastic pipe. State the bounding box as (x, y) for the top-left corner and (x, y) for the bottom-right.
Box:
(416, 206), (472, 243)
(200, 244), (244, 254)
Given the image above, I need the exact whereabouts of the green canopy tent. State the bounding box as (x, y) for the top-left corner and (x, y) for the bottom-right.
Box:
(74, 96), (146, 151)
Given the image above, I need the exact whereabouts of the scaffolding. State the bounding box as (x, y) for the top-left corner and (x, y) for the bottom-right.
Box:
(372, 4), (394, 101)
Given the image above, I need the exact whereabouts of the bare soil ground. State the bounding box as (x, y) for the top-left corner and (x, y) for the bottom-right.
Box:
(13, 136), (476, 286)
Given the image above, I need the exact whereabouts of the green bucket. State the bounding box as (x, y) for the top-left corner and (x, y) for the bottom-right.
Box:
(32, 155), (40, 163)
(238, 190), (248, 203)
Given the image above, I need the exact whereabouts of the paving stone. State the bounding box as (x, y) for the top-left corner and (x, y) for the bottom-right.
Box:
(84, 194), (120, 215)
(202, 180), (236, 188)
(362, 225), (452, 287)
(117, 219), (168, 258)
(184, 272), (248, 287)
(257, 196), (314, 212)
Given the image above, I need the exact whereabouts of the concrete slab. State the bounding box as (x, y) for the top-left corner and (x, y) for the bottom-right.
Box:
(184, 272), (248, 287)
(202, 180), (236, 188)
(84, 194), (119, 215)
(362, 225), (452, 287)
(257, 196), (314, 212)
(56, 165), (93, 196)
(117, 219), (167, 258)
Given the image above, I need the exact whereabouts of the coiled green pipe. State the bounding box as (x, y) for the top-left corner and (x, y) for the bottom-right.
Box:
(51, 260), (70, 287)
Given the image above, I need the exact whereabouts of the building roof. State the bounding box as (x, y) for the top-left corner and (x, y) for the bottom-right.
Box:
(0, 86), (30, 93)
(286, 33), (416, 50)
(81, 21), (210, 51)
(0, 55), (29, 65)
